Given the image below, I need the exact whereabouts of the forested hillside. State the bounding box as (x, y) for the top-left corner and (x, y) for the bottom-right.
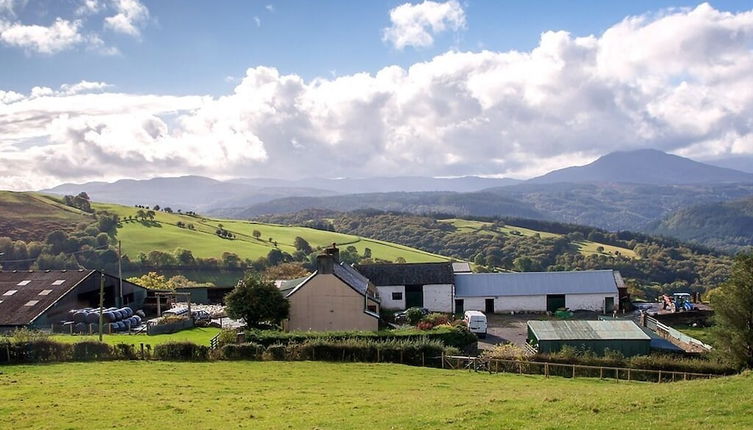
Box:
(648, 196), (753, 252)
(259, 209), (733, 299)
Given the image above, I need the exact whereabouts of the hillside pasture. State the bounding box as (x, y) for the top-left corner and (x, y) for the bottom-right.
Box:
(92, 202), (448, 263)
(0, 361), (750, 429)
(0, 191), (93, 241)
(441, 218), (637, 259)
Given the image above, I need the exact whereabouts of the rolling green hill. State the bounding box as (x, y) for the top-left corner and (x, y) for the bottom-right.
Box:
(647, 196), (753, 252)
(441, 218), (638, 259)
(0, 191), (94, 241)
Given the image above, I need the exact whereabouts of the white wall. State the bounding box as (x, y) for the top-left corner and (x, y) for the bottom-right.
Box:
(423, 284), (453, 313)
(566, 293), (618, 312)
(376, 286), (405, 310)
(456, 293), (617, 313)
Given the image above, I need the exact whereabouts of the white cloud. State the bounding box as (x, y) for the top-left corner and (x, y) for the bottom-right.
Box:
(383, 0), (466, 50)
(0, 18), (86, 54)
(104, 0), (149, 37)
(0, 0), (148, 54)
(265, 4), (274, 13)
(3, 4), (753, 190)
(59, 80), (113, 95)
(253, 16), (261, 27)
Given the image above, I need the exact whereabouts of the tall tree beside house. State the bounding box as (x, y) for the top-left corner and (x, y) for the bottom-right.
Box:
(711, 253), (753, 369)
(225, 273), (289, 328)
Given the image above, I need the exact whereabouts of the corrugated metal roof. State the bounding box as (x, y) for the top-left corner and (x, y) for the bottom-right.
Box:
(454, 270), (620, 297)
(0, 270), (94, 326)
(285, 263), (378, 301)
(528, 320), (650, 341)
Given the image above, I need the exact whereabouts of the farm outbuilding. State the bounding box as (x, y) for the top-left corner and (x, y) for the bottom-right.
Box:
(354, 262), (456, 312)
(0, 269), (146, 332)
(453, 270), (623, 314)
(527, 320), (651, 357)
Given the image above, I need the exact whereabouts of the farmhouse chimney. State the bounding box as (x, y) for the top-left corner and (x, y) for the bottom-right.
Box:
(316, 254), (334, 274)
(324, 243), (340, 262)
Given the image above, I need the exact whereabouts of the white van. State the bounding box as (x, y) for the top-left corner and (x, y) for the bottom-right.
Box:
(463, 310), (487, 338)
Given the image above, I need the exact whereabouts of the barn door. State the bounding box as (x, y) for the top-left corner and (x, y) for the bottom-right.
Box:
(546, 295), (566, 312)
(405, 285), (423, 308)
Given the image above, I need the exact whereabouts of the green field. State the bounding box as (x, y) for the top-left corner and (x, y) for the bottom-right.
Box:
(676, 325), (715, 346)
(441, 218), (638, 259)
(89, 201), (449, 263)
(0, 191), (93, 240)
(50, 327), (221, 347)
(0, 362), (750, 429)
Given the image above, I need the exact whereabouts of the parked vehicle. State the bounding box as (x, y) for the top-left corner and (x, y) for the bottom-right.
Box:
(463, 310), (487, 338)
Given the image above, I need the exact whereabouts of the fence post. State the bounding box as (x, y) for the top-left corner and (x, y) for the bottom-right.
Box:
(572, 364), (575, 379)
(658, 370), (662, 383)
(545, 362), (549, 378)
(518, 361), (523, 374)
(377, 348), (381, 363)
(140, 343), (145, 360)
(441, 352), (444, 369)
(5, 343), (10, 363)
(627, 369), (631, 382)
(599, 367), (603, 380)
(422, 353), (425, 367)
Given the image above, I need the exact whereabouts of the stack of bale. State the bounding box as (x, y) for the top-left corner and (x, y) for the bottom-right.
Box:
(69, 307), (145, 334)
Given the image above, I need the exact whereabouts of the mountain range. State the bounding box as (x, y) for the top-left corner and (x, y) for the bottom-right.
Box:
(41, 149), (753, 248)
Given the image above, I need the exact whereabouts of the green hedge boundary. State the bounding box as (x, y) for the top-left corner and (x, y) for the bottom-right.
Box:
(244, 326), (477, 349)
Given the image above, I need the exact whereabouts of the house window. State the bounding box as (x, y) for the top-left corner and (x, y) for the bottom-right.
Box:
(3, 290), (17, 296)
(51, 280), (65, 286)
(24, 300), (39, 307)
(391, 292), (403, 301)
(39, 290), (53, 296)
(367, 305), (377, 313)
(17, 280), (31, 286)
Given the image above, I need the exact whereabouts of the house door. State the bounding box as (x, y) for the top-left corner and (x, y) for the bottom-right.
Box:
(485, 298), (495, 314)
(546, 294), (566, 312)
(605, 297), (615, 314)
(455, 299), (464, 314)
(405, 285), (423, 308)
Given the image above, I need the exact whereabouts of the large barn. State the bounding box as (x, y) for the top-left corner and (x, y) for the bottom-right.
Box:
(0, 269), (147, 332)
(453, 270), (624, 314)
(354, 262), (456, 312)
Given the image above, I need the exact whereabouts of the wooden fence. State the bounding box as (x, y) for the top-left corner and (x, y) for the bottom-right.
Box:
(441, 355), (718, 383)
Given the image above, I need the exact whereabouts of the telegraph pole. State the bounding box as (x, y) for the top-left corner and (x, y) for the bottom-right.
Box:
(117, 240), (123, 307)
(98, 271), (105, 342)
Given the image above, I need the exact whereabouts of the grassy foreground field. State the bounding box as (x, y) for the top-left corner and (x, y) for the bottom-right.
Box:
(0, 361), (750, 429)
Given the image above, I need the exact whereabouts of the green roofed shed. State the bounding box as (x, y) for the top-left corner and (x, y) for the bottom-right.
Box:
(527, 320), (651, 357)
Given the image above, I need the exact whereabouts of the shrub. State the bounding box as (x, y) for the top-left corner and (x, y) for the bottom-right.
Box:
(72, 341), (112, 361)
(405, 308), (425, 325)
(9, 328), (49, 343)
(112, 343), (138, 360)
(422, 313), (450, 326)
(483, 343), (529, 361)
(157, 315), (189, 326)
(154, 342), (210, 361)
(217, 328), (239, 347)
(245, 326), (476, 349)
(416, 321), (434, 331)
(294, 338), (453, 366)
(264, 343), (288, 361)
(20, 339), (72, 363)
(221, 342), (264, 360)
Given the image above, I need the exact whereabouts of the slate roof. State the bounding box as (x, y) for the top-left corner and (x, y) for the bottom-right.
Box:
(0, 269), (94, 326)
(454, 270), (620, 297)
(528, 320), (650, 341)
(284, 263), (378, 301)
(354, 262), (454, 286)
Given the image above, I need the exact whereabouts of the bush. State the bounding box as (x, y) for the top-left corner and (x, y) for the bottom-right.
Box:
(18, 339), (71, 363)
(245, 326), (476, 349)
(72, 341), (112, 361)
(264, 343), (288, 361)
(157, 315), (189, 326)
(216, 328), (239, 347)
(421, 313), (450, 327)
(483, 343), (529, 361)
(112, 343), (138, 360)
(221, 342), (264, 360)
(9, 328), (49, 343)
(405, 308), (425, 325)
(154, 342), (210, 361)
(293, 338), (454, 366)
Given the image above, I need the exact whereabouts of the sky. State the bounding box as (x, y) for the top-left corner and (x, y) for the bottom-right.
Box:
(2, 0), (753, 190)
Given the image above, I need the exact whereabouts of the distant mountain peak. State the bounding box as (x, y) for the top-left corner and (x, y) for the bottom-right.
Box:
(528, 149), (753, 185)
